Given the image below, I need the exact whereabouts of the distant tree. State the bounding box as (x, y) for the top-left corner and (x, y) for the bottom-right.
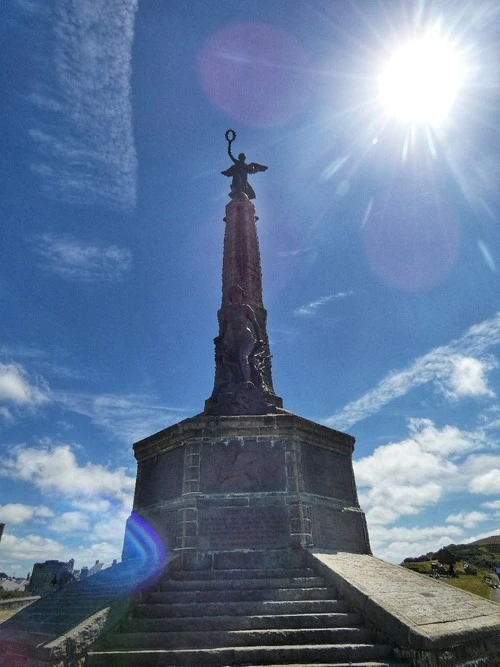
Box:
(436, 548), (457, 565)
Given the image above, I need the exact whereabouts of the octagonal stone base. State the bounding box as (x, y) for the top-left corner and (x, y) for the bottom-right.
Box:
(123, 413), (370, 559)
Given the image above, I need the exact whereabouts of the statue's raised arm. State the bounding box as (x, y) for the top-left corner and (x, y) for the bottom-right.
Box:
(221, 129), (268, 200)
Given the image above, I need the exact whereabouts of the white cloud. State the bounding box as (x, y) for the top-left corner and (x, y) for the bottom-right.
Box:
(0, 363), (49, 406)
(0, 504), (53, 525)
(71, 499), (112, 514)
(369, 524), (465, 564)
(442, 355), (496, 399)
(469, 468), (500, 495)
(326, 311), (500, 429)
(1, 442), (135, 506)
(32, 234), (132, 283)
(354, 417), (500, 562)
(91, 510), (130, 543)
(0, 533), (70, 565)
(294, 291), (353, 317)
(50, 511), (90, 534)
(0, 532), (123, 574)
(355, 419), (489, 526)
(446, 510), (488, 529)
(481, 499), (500, 510)
(461, 527), (500, 544)
(26, 0), (138, 211)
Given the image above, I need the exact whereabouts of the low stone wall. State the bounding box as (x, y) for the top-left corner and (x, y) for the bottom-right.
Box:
(308, 550), (500, 667)
(0, 597), (39, 613)
(0, 557), (171, 667)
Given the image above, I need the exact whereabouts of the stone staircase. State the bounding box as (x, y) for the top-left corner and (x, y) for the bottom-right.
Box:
(86, 551), (406, 667)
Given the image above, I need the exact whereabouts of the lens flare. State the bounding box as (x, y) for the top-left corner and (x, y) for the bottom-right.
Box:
(379, 31), (464, 124)
(122, 512), (166, 572)
(198, 23), (311, 128)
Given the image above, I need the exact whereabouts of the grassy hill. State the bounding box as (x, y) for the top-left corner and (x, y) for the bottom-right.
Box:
(402, 535), (500, 570)
(401, 535), (500, 600)
(401, 535), (500, 599)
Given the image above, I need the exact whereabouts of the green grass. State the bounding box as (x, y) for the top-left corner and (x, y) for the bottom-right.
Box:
(402, 560), (494, 600)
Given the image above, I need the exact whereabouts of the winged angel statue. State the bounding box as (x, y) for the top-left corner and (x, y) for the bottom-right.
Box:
(221, 129), (268, 200)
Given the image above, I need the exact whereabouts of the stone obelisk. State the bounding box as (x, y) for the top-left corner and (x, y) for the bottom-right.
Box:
(205, 129), (282, 415)
(122, 131), (370, 560)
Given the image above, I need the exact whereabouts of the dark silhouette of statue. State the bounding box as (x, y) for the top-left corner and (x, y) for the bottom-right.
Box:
(221, 129), (267, 199)
(217, 285), (263, 385)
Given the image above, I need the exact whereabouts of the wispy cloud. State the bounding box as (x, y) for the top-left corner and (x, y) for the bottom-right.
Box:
(278, 248), (312, 258)
(55, 391), (189, 444)
(32, 234), (132, 283)
(0, 363), (49, 407)
(26, 0), (138, 211)
(326, 311), (500, 430)
(294, 291), (354, 317)
(446, 510), (487, 529)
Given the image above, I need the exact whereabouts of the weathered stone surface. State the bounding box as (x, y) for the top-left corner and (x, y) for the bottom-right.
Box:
(127, 412), (369, 554)
(301, 440), (358, 502)
(199, 439), (286, 492)
(85, 549), (401, 667)
(198, 505), (290, 550)
(134, 446), (183, 506)
(309, 551), (500, 666)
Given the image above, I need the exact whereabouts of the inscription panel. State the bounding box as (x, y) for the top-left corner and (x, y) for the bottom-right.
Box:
(198, 505), (290, 550)
(200, 439), (286, 493)
(135, 447), (184, 508)
(301, 442), (355, 502)
(311, 505), (368, 553)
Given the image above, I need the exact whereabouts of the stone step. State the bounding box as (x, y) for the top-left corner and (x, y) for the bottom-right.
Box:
(234, 663), (408, 667)
(123, 611), (362, 633)
(146, 587), (337, 604)
(169, 567), (316, 581)
(87, 643), (395, 666)
(178, 549), (307, 572)
(160, 576), (326, 592)
(123, 664), (408, 667)
(105, 627), (374, 650)
(134, 598), (349, 618)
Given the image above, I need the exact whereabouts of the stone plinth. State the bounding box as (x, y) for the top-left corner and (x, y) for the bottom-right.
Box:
(122, 412), (370, 559)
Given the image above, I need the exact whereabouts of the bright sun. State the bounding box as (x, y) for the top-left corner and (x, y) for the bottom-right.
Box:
(379, 32), (464, 124)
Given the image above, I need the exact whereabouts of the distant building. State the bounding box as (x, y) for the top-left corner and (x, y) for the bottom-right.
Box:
(0, 577), (29, 593)
(28, 559), (75, 597)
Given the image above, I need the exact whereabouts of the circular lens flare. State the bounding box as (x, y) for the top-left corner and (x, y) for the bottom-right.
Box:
(379, 32), (463, 124)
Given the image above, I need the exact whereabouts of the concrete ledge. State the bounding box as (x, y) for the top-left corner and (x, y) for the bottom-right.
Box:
(308, 551), (500, 666)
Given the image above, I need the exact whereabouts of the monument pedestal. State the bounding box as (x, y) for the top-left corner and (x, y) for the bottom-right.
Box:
(123, 412), (370, 560)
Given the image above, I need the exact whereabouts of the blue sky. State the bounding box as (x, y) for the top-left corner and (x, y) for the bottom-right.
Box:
(1, 0), (500, 576)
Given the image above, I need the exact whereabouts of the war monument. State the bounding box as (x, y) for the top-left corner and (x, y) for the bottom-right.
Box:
(1, 132), (500, 667)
